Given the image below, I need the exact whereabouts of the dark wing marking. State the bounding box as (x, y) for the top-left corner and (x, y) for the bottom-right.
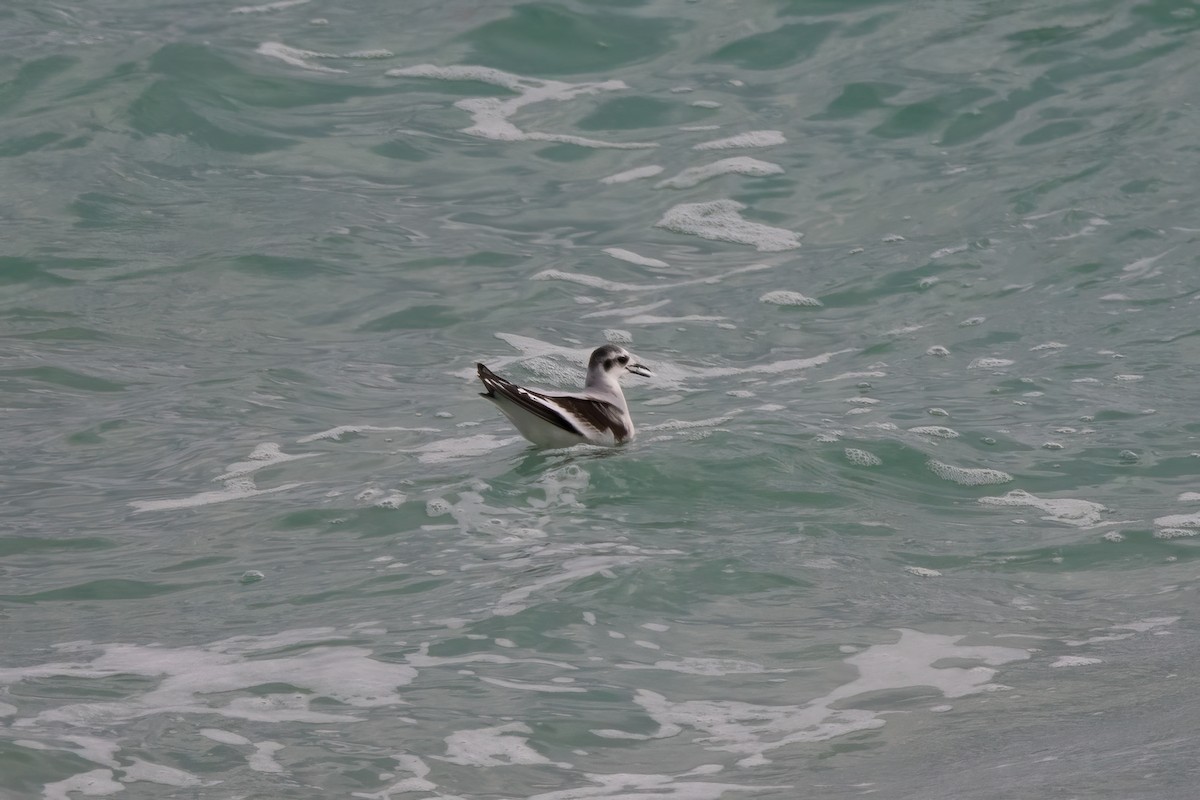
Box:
(477, 363), (583, 437)
(476, 363), (630, 442)
(540, 394), (629, 442)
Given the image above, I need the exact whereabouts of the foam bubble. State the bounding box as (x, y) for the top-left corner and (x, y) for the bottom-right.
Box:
(979, 490), (1109, 527)
(693, 131), (786, 150)
(759, 290), (821, 306)
(926, 345), (950, 356)
(844, 448), (882, 467)
(928, 460), (1013, 486)
(600, 165), (664, 184)
(387, 65), (655, 149)
(655, 157), (783, 189)
(656, 200), (801, 251)
(909, 426), (959, 438)
(904, 566), (942, 577)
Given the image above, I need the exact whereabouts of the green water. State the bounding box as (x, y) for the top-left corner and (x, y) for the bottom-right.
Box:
(3, 0), (1200, 797)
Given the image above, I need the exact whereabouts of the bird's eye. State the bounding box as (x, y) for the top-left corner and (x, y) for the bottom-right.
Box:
(618, 355), (629, 365)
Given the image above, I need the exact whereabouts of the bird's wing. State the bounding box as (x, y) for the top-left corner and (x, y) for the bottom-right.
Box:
(477, 364), (628, 441)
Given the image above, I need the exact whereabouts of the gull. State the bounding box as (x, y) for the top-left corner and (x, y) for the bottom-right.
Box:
(477, 344), (652, 448)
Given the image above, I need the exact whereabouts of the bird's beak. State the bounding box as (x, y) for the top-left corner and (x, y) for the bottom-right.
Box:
(626, 361), (652, 377)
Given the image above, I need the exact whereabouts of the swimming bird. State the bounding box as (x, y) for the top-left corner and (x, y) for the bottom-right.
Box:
(477, 344), (652, 448)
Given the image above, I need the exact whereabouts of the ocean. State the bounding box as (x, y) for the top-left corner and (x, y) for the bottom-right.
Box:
(3, 0), (1200, 797)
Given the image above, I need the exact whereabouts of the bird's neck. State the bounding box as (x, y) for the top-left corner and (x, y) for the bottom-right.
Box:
(585, 372), (625, 405)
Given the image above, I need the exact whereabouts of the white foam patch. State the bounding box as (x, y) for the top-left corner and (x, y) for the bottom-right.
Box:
(200, 728), (250, 746)
(297, 425), (435, 443)
(256, 42), (347, 73)
(1030, 342), (1067, 352)
(693, 131), (786, 150)
(249, 741), (285, 773)
(904, 566), (942, 577)
(642, 415), (737, 432)
(0, 628), (417, 730)
(844, 448), (882, 467)
(532, 262), (771, 293)
(600, 165), (664, 184)
(656, 200), (801, 251)
(132, 441), (322, 512)
(928, 461), (1013, 486)
(929, 244), (968, 259)
(623, 314), (728, 325)
(130, 477), (303, 513)
(526, 773), (769, 799)
(214, 442), (317, 480)
(601, 329), (633, 345)
(617, 658), (781, 676)
(120, 758), (208, 787)
(597, 630), (1026, 765)
(603, 248), (669, 268)
(1120, 249), (1172, 281)
(655, 157), (783, 189)
(480, 676), (588, 693)
(352, 755), (437, 799)
(13, 736), (119, 768)
(1051, 656), (1102, 668)
(43, 769), (123, 800)
(583, 299), (670, 319)
(234, 0), (308, 12)
(406, 644), (576, 672)
(760, 290), (821, 306)
(909, 426), (959, 438)
(495, 554), (646, 616)
(1154, 512), (1200, 529)
(979, 490), (1109, 527)
(387, 64), (655, 149)
(1179, 492), (1200, 502)
(411, 434), (524, 462)
(441, 722), (566, 768)
(968, 358), (1014, 369)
